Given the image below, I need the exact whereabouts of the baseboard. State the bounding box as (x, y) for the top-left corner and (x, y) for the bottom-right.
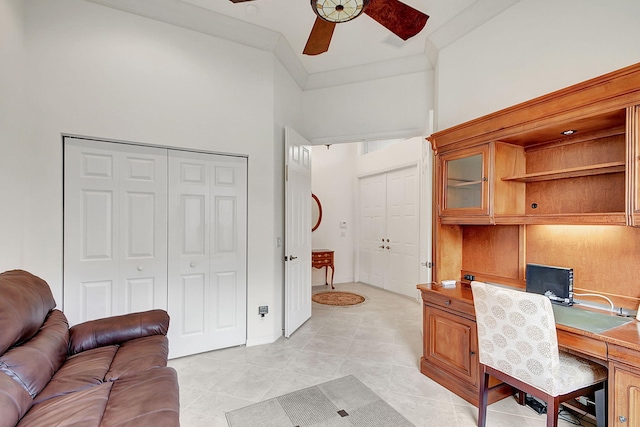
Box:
(245, 332), (281, 347)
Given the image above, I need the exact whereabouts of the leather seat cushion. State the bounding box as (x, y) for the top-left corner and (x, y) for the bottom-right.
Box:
(34, 345), (118, 405)
(17, 381), (113, 427)
(106, 335), (169, 381)
(99, 367), (180, 427)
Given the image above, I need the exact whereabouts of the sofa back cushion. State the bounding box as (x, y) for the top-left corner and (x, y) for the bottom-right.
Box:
(0, 270), (56, 354)
(0, 310), (69, 398)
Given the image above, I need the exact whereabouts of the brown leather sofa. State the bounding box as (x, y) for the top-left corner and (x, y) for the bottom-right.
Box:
(0, 270), (180, 426)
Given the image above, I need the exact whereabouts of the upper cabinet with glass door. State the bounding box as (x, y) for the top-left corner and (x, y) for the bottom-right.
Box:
(439, 144), (491, 223)
(630, 105), (640, 227)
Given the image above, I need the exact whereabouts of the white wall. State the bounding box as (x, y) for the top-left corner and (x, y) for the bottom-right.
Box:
(303, 71), (434, 144)
(1, 0), (299, 346)
(436, 0), (640, 130)
(311, 143), (359, 285)
(0, 0), (27, 270)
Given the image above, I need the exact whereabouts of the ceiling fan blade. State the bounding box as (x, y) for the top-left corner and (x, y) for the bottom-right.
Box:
(303, 17), (336, 56)
(364, 0), (429, 41)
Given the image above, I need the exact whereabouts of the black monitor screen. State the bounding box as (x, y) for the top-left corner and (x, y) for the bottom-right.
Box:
(525, 263), (573, 306)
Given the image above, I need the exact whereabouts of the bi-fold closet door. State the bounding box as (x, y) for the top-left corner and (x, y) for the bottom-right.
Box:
(358, 166), (420, 298)
(64, 137), (247, 358)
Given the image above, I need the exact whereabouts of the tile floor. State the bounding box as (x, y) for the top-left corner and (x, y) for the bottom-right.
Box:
(169, 282), (597, 427)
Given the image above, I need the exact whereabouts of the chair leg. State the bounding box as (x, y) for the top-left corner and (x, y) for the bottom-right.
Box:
(477, 367), (489, 427)
(595, 382), (607, 427)
(545, 395), (559, 427)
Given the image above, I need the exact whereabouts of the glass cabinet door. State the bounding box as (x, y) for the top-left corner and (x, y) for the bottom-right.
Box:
(440, 144), (489, 216)
(631, 105), (640, 226)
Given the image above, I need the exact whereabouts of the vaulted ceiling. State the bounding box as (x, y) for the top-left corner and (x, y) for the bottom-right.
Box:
(86, 0), (521, 89)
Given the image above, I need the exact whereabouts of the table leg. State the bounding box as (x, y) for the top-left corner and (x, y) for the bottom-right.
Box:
(330, 265), (335, 289)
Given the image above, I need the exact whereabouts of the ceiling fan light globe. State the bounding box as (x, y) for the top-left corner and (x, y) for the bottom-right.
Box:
(312, 0), (370, 23)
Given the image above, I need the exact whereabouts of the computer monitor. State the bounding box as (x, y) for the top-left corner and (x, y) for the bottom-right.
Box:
(525, 263), (574, 306)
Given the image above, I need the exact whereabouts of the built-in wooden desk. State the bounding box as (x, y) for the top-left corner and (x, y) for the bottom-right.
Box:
(417, 283), (640, 427)
(312, 249), (334, 289)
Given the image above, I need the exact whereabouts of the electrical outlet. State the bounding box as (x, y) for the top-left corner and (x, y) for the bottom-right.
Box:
(258, 306), (268, 317)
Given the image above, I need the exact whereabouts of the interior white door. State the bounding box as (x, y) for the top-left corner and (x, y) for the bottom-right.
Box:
(386, 166), (420, 297)
(64, 138), (168, 325)
(358, 173), (386, 288)
(419, 140), (433, 284)
(284, 126), (312, 338)
(357, 165), (420, 298)
(167, 151), (247, 358)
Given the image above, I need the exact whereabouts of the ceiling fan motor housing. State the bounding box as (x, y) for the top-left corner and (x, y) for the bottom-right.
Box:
(312, 0), (371, 23)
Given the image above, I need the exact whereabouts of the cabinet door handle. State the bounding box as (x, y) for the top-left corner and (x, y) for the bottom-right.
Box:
(482, 177), (488, 181)
(470, 351), (476, 356)
(444, 300), (451, 306)
(619, 415), (627, 423)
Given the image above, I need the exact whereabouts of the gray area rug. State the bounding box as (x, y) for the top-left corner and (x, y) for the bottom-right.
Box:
(226, 375), (415, 427)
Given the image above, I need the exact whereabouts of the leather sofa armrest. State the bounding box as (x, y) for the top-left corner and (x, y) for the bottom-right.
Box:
(68, 309), (169, 355)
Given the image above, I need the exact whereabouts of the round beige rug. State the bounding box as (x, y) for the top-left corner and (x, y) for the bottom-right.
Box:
(312, 291), (365, 306)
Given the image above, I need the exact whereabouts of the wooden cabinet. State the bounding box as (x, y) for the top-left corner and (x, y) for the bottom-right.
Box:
(439, 144), (489, 219)
(613, 365), (640, 426)
(438, 142), (527, 225)
(424, 63), (640, 422)
(424, 304), (477, 385)
(418, 285), (512, 406)
(629, 105), (640, 227)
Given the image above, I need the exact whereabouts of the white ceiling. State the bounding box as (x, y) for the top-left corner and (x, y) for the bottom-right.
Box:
(86, 0), (521, 89)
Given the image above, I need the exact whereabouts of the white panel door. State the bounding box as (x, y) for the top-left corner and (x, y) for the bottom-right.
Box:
(284, 126), (312, 338)
(64, 138), (168, 325)
(358, 174), (386, 288)
(167, 151), (247, 358)
(357, 166), (419, 298)
(386, 166), (420, 297)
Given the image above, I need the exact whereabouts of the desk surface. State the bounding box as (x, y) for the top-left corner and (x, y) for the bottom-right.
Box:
(417, 282), (640, 354)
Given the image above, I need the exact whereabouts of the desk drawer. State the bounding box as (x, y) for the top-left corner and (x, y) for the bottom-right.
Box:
(557, 330), (607, 361)
(313, 253), (333, 260)
(425, 293), (475, 318)
(609, 344), (640, 366)
(312, 259), (332, 268)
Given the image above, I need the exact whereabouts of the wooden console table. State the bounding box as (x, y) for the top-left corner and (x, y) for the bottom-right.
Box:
(312, 249), (334, 289)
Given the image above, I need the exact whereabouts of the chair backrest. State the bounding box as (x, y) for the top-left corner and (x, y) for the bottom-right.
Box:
(471, 281), (562, 396)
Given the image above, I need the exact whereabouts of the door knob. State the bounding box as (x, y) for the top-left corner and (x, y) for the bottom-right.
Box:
(290, 255), (298, 260)
(619, 415), (628, 423)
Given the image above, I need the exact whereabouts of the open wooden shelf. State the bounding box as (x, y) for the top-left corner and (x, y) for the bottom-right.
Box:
(501, 161), (626, 183)
(494, 212), (627, 225)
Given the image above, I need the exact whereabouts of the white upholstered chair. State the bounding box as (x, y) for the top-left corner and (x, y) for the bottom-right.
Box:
(470, 281), (608, 427)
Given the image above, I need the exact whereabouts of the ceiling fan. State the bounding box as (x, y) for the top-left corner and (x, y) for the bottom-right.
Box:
(229, 0), (429, 56)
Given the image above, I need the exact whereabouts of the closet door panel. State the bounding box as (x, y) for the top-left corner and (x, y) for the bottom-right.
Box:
(168, 152), (247, 357)
(386, 166), (419, 297)
(358, 173), (386, 288)
(64, 138), (167, 325)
